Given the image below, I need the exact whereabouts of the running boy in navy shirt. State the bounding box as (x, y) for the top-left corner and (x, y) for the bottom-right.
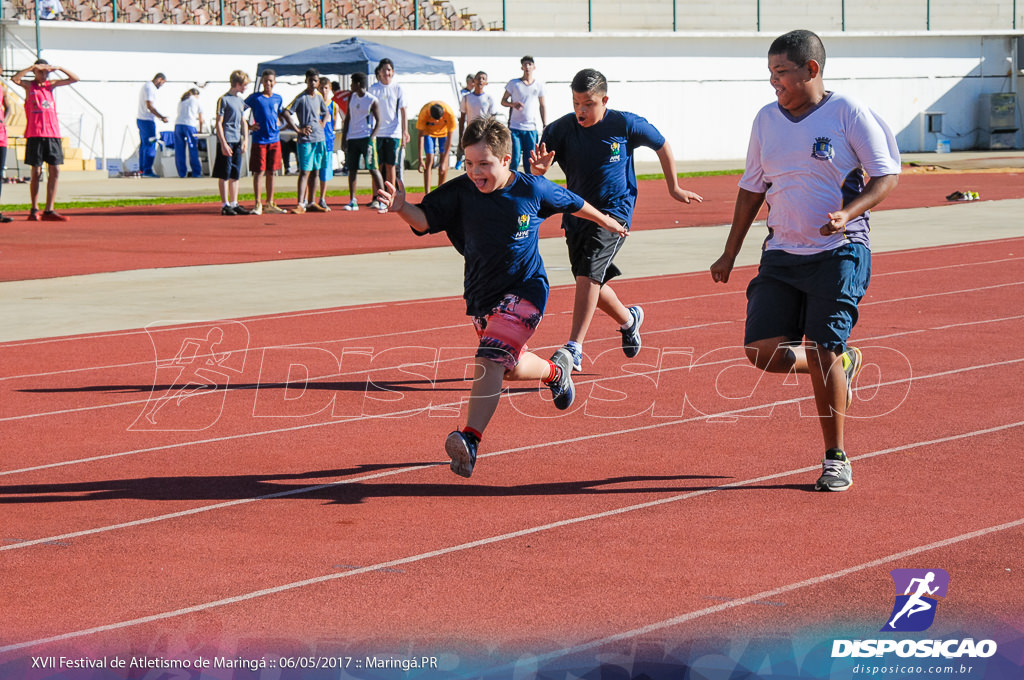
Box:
(531, 69), (703, 373)
(710, 30), (900, 492)
(376, 116), (626, 478)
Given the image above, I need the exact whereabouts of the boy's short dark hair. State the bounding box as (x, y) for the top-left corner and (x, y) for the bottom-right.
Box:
(305, 68), (320, 80)
(154, 72), (166, 80)
(375, 58), (394, 76)
(429, 103), (444, 119)
(769, 29), (826, 71)
(331, 81), (341, 92)
(571, 68), (607, 96)
(260, 68), (276, 79)
(34, 58), (49, 65)
(351, 72), (367, 88)
(462, 115), (511, 158)
(475, 71), (487, 79)
(521, 55), (534, 65)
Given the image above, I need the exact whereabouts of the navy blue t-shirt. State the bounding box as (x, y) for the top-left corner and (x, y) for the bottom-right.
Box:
(418, 172), (585, 317)
(540, 109), (664, 230)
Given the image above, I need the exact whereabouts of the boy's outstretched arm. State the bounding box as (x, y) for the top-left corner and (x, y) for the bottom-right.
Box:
(529, 142), (555, 175)
(656, 142), (703, 204)
(820, 174), (899, 235)
(710, 188), (765, 284)
(573, 201), (627, 238)
(377, 179), (430, 233)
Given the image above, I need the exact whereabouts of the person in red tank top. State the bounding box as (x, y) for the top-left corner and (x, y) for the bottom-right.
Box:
(12, 59), (80, 222)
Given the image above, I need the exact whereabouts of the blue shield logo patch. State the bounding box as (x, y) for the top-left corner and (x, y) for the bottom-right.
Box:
(881, 568), (950, 632)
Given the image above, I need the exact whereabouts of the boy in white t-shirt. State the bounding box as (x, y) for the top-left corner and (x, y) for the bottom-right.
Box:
(340, 71), (383, 211)
(368, 58), (409, 200)
(459, 71), (499, 156)
(710, 29), (900, 493)
(501, 56), (546, 172)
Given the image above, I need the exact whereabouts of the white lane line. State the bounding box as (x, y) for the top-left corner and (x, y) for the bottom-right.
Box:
(0, 321), (733, 422)
(1, 331), (1020, 478)
(2, 350), (1021, 551)
(3, 249), (1020, 381)
(467, 516), (1024, 679)
(1, 422), (1020, 655)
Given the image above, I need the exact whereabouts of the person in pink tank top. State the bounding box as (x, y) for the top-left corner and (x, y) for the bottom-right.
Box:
(12, 59), (80, 222)
(0, 77), (14, 223)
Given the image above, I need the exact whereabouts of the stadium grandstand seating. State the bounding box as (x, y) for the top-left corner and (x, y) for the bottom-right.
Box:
(6, 0), (1017, 31)
(4, 0), (488, 30)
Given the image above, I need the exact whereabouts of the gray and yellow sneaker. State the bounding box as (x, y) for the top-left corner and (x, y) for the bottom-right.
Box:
(842, 347), (863, 410)
(548, 348), (576, 410)
(815, 448), (853, 492)
(445, 430), (478, 478)
(620, 306), (645, 358)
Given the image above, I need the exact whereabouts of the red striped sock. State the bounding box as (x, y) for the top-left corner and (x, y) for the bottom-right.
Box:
(543, 360), (560, 384)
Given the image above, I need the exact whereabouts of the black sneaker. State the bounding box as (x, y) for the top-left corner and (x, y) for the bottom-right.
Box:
(232, 204), (252, 215)
(620, 305), (645, 358)
(445, 430), (478, 478)
(221, 205), (236, 216)
(548, 348), (576, 410)
(0, 213), (12, 223)
(815, 449), (853, 492)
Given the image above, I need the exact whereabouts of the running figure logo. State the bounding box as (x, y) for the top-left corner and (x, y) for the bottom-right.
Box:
(131, 321), (249, 431)
(881, 568), (950, 632)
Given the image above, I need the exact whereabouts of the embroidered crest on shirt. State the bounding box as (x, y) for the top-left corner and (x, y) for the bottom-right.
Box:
(513, 214), (530, 240)
(609, 141), (622, 163)
(811, 137), (834, 161)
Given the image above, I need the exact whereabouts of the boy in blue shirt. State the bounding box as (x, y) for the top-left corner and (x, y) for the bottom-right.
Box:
(244, 69), (288, 215)
(376, 116), (626, 478)
(531, 69), (703, 373)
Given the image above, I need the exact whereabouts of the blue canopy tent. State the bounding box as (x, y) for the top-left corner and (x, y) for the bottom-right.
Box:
(256, 36), (457, 96)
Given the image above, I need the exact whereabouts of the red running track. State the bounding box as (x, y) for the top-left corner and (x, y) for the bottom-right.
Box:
(0, 237), (1022, 672)
(1, 170), (1021, 282)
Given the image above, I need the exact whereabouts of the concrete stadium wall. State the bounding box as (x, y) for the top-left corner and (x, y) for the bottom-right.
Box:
(4, 20), (1023, 167)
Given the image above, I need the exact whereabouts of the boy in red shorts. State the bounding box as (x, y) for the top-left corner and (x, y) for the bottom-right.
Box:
(376, 116), (625, 478)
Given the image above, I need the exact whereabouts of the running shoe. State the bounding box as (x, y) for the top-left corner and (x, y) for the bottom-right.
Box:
(221, 205), (236, 216)
(368, 199), (382, 211)
(251, 203), (263, 215)
(0, 214), (12, 223)
(620, 305), (645, 358)
(41, 210), (69, 222)
(292, 204), (307, 215)
(28, 209), (40, 221)
(563, 344), (583, 372)
(343, 200), (359, 211)
(445, 430), (478, 478)
(318, 200), (332, 212)
(307, 202), (327, 213)
(264, 203), (288, 214)
(815, 449), (853, 492)
(842, 347), (863, 410)
(548, 348), (576, 410)
(232, 205), (252, 215)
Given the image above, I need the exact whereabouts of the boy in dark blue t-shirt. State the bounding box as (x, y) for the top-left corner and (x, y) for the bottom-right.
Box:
(377, 115), (626, 478)
(531, 68), (703, 373)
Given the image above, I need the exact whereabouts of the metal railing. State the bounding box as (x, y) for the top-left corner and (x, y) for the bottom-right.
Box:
(0, 28), (105, 170)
